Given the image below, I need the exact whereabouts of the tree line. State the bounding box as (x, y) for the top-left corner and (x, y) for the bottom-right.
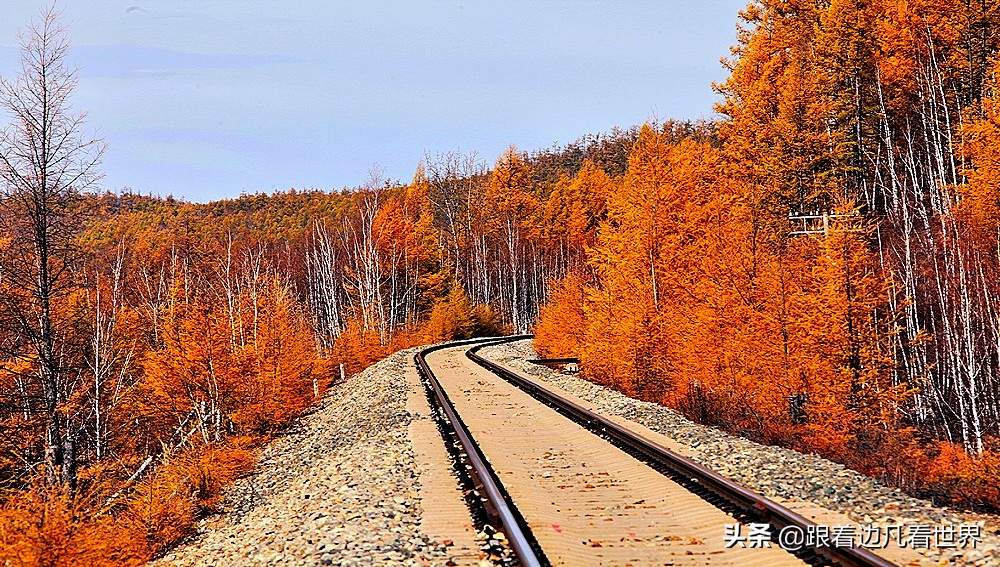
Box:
(537, 0), (1000, 509)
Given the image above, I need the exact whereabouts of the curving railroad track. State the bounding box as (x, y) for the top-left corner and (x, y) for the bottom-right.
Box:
(415, 336), (900, 567)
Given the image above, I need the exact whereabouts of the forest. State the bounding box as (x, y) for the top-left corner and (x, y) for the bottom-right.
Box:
(1, 0), (1000, 564)
(539, 0), (1000, 510)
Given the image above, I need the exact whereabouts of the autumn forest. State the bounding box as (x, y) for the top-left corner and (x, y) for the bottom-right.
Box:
(2, 0), (1000, 564)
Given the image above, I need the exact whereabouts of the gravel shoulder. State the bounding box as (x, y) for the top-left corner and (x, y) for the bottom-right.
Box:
(152, 347), (481, 567)
(478, 339), (1000, 567)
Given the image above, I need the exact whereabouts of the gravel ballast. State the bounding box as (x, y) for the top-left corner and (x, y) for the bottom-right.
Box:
(152, 348), (473, 567)
(149, 339), (1000, 566)
(478, 339), (1000, 567)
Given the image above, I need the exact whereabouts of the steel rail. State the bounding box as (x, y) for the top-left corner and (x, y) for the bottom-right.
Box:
(414, 336), (544, 567)
(466, 337), (898, 567)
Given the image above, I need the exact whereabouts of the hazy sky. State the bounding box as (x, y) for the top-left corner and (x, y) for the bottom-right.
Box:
(0, 1), (747, 202)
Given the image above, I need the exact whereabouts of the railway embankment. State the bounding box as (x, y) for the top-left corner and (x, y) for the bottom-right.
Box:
(153, 348), (483, 567)
(152, 339), (999, 566)
(478, 339), (1000, 567)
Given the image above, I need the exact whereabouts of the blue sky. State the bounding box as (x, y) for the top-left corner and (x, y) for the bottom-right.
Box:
(0, 1), (747, 202)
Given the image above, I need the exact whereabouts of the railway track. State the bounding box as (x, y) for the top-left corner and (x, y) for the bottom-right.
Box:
(415, 336), (900, 567)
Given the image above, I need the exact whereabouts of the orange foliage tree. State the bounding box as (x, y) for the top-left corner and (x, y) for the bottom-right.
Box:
(536, 124), (914, 489)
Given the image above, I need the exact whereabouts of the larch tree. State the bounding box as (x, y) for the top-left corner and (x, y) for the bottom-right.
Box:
(0, 6), (104, 488)
(486, 147), (538, 332)
(716, 0), (847, 218)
